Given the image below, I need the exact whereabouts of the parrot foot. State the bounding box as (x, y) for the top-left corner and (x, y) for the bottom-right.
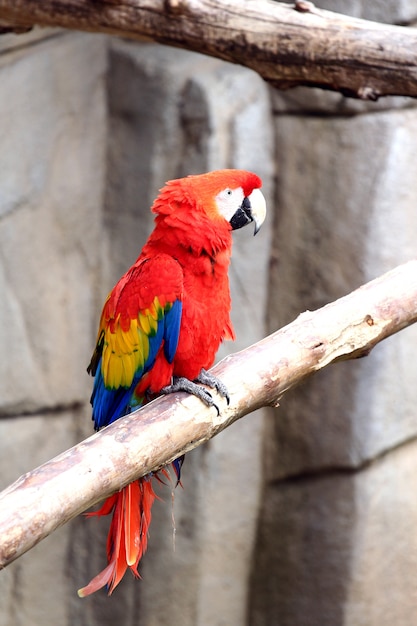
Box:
(161, 370), (229, 415)
(195, 369), (230, 405)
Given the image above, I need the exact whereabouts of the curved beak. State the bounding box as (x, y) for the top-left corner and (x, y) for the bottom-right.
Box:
(229, 188), (266, 235)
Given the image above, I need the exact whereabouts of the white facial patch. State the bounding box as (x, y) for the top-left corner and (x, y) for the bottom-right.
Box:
(215, 186), (245, 222)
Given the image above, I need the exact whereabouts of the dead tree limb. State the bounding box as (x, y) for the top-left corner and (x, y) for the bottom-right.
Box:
(0, 259), (417, 569)
(1, 0), (417, 99)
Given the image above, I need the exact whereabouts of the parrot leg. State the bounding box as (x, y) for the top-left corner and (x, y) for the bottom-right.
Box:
(161, 370), (229, 415)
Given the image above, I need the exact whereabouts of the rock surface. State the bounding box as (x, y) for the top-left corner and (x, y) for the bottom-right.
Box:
(0, 4), (417, 625)
(249, 2), (417, 623)
(0, 31), (107, 415)
(250, 440), (417, 626)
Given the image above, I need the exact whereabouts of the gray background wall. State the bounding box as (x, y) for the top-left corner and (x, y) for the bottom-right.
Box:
(0, 2), (417, 624)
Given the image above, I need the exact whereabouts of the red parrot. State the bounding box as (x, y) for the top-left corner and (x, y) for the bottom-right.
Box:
(78, 169), (266, 596)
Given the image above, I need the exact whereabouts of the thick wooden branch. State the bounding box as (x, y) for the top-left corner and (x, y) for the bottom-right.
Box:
(1, 0), (417, 99)
(0, 260), (417, 569)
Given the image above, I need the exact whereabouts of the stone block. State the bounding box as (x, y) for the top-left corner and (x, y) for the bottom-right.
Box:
(0, 409), (81, 626)
(271, 85), (415, 116)
(266, 107), (417, 479)
(0, 32), (107, 415)
(0, 27), (62, 55)
(250, 439), (417, 626)
(314, 0), (417, 23)
(280, 0), (417, 23)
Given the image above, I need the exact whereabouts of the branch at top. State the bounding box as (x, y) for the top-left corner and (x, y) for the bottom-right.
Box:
(0, 0), (417, 99)
(0, 260), (417, 570)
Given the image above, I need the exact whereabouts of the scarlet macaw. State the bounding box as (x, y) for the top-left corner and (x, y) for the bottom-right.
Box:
(78, 169), (266, 596)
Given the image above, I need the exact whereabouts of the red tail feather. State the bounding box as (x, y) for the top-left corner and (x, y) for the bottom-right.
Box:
(131, 478), (156, 574)
(125, 480), (142, 567)
(78, 477), (156, 597)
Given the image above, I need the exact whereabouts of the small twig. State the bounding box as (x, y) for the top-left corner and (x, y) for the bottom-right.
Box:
(0, 260), (416, 569)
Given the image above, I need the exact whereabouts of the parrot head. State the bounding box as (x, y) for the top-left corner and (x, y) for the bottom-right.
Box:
(190, 169), (266, 235)
(152, 169), (266, 237)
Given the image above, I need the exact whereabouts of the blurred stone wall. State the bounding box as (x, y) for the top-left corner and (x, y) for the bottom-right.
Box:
(1, 2), (417, 625)
(0, 29), (273, 626)
(250, 2), (417, 626)
(0, 29), (108, 626)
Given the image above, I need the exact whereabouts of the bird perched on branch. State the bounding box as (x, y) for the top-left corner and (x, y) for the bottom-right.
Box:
(78, 169), (266, 596)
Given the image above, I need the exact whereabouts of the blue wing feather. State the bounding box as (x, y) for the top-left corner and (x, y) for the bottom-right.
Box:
(164, 300), (183, 364)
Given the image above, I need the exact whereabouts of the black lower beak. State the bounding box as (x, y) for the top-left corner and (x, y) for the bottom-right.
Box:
(229, 196), (252, 231)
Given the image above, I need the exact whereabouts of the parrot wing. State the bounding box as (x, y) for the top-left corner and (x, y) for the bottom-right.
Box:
(88, 254), (183, 429)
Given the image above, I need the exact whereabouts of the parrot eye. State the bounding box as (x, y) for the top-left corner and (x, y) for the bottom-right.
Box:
(215, 186), (245, 222)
